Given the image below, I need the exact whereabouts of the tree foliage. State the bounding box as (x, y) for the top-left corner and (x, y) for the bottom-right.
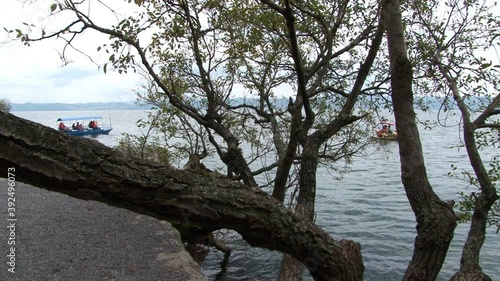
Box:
(0, 98), (11, 113)
(404, 0), (500, 278)
(407, 0), (500, 228)
(452, 161), (500, 234)
(12, 2), (386, 279)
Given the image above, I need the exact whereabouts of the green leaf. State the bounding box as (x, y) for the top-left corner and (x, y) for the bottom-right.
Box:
(480, 62), (492, 69)
(50, 3), (57, 12)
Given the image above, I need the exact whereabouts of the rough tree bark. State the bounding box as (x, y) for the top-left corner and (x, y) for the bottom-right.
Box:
(0, 111), (363, 281)
(382, 0), (457, 280)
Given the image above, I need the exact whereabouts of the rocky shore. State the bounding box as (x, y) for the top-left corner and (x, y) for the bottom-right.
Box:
(0, 181), (207, 281)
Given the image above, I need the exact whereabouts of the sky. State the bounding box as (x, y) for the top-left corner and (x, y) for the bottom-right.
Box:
(0, 0), (142, 104)
(0, 0), (288, 105)
(1, 1), (498, 105)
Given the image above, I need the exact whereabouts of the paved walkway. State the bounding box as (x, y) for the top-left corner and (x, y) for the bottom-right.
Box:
(0, 180), (207, 281)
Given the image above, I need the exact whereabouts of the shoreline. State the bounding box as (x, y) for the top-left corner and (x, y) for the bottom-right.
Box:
(0, 181), (207, 281)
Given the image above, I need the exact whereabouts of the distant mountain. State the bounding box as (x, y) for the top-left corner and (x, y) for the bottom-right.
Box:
(11, 95), (491, 112)
(11, 102), (152, 111)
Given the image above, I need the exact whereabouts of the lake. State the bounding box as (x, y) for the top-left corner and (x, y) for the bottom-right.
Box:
(12, 110), (500, 281)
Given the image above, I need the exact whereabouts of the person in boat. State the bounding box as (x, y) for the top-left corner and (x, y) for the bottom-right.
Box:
(59, 122), (69, 131)
(72, 123), (76, 130)
(377, 125), (388, 137)
(76, 122), (84, 131)
(89, 120), (98, 130)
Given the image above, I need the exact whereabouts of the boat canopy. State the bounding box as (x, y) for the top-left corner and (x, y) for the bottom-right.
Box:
(380, 120), (396, 126)
(57, 116), (104, 122)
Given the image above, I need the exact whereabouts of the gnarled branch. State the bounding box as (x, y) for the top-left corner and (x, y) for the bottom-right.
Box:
(0, 111), (363, 281)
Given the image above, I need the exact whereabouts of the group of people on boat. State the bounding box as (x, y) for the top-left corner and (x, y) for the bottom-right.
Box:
(88, 120), (99, 130)
(58, 120), (99, 131)
(72, 122), (85, 131)
(376, 121), (397, 139)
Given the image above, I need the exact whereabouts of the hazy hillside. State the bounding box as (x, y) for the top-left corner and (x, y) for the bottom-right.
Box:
(10, 96), (486, 112)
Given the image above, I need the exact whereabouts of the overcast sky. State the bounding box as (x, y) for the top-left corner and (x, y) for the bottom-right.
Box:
(2, 1), (498, 105)
(0, 0), (262, 105)
(0, 0), (142, 104)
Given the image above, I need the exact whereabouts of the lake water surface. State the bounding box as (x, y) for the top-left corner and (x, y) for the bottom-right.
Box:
(13, 110), (499, 281)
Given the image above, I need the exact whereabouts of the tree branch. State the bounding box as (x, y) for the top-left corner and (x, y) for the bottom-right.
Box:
(473, 94), (500, 129)
(0, 111), (363, 281)
(280, 0), (315, 126)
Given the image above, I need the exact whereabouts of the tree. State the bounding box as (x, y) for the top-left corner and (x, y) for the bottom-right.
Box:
(9, 2), (382, 280)
(405, 0), (500, 279)
(251, 1), (385, 277)
(107, 1), (384, 277)
(382, 0), (457, 279)
(0, 98), (11, 113)
(0, 110), (363, 281)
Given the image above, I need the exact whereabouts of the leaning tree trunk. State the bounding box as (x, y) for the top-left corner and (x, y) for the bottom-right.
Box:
(0, 111), (363, 281)
(279, 138), (325, 280)
(383, 0), (457, 280)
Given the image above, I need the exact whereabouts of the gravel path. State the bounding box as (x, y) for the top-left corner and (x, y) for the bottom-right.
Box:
(0, 180), (207, 281)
